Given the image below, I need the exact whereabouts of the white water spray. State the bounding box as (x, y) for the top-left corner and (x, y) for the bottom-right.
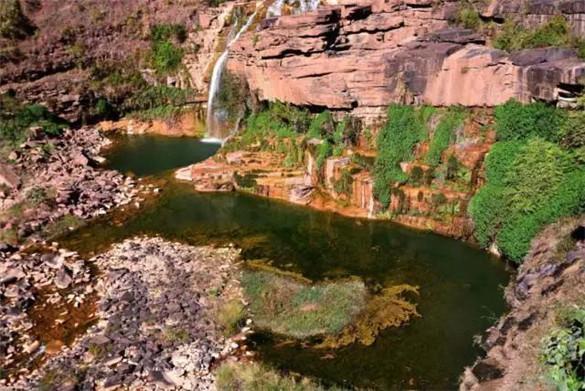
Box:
(205, 8), (259, 141)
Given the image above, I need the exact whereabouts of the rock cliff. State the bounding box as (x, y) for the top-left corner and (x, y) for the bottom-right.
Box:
(228, 0), (585, 117)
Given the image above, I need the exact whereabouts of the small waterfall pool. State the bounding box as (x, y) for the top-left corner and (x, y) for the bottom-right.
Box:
(62, 134), (510, 390)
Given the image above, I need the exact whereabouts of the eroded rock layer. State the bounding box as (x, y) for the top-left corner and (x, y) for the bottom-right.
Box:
(229, 0), (585, 116)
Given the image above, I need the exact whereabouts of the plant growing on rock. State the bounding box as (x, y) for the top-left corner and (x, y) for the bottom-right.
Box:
(374, 104), (431, 208)
(470, 136), (585, 262)
(494, 99), (565, 142)
(0, 0), (35, 39)
(541, 307), (585, 390)
(425, 108), (466, 167)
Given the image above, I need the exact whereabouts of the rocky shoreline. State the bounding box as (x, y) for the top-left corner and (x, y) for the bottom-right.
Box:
(461, 217), (585, 390)
(0, 126), (143, 245)
(3, 237), (246, 390)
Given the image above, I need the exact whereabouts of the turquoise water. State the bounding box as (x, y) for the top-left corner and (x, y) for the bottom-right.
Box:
(63, 135), (509, 389)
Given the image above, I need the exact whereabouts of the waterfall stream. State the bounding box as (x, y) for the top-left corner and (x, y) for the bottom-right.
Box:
(204, 0), (322, 143)
(203, 8), (259, 143)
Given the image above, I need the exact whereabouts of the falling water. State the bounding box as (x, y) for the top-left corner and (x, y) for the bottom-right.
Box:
(204, 8), (259, 143)
(267, 0), (320, 17)
(204, 0), (322, 143)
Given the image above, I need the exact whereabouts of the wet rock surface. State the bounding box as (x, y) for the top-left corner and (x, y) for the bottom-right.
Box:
(4, 237), (245, 390)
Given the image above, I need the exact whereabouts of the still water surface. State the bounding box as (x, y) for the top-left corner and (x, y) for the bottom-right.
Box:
(61, 135), (509, 389)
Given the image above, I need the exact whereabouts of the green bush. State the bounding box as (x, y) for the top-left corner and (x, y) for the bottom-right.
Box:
(494, 16), (573, 52)
(425, 108), (465, 167)
(494, 100), (565, 142)
(150, 23), (187, 43)
(559, 112), (585, 149)
(0, 94), (65, 146)
(307, 111), (334, 139)
(124, 85), (189, 112)
(150, 41), (183, 74)
(374, 104), (430, 208)
(484, 141), (524, 186)
(504, 138), (575, 214)
(541, 308), (585, 391)
(469, 184), (506, 247)
(470, 136), (585, 262)
(456, 3), (481, 30)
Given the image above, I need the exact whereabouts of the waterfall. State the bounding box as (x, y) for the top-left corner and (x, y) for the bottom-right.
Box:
(204, 8), (259, 143)
(204, 0), (321, 143)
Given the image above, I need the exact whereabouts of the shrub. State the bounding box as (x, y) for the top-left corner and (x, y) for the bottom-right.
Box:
(216, 299), (245, 336)
(494, 100), (565, 142)
(0, 94), (65, 146)
(484, 140), (524, 186)
(124, 85), (189, 112)
(469, 184), (506, 247)
(150, 23), (187, 43)
(150, 41), (183, 74)
(374, 105), (429, 208)
(216, 362), (339, 391)
(470, 137), (585, 262)
(334, 169), (354, 196)
(0, 0), (34, 39)
(409, 166), (424, 186)
(559, 112), (585, 149)
(541, 308), (585, 390)
(425, 108), (465, 167)
(456, 3), (481, 30)
(216, 70), (247, 123)
(307, 111), (333, 139)
(494, 16), (572, 52)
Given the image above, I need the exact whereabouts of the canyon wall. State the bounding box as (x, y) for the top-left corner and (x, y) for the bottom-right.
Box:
(228, 0), (585, 118)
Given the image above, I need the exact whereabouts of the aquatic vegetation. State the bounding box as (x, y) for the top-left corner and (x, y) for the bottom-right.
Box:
(216, 361), (345, 391)
(316, 284), (419, 349)
(242, 268), (365, 338)
(242, 265), (419, 348)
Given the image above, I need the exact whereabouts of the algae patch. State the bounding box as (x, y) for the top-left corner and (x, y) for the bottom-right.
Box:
(242, 265), (419, 348)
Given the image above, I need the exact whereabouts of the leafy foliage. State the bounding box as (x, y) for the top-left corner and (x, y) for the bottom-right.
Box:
(541, 308), (585, 391)
(494, 16), (576, 52)
(148, 24), (185, 75)
(470, 135), (585, 262)
(456, 2), (481, 30)
(425, 108), (466, 167)
(0, 94), (66, 147)
(374, 104), (431, 208)
(494, 99), (565, 142)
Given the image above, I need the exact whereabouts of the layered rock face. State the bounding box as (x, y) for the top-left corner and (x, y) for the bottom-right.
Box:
(228, 0), (585, 117)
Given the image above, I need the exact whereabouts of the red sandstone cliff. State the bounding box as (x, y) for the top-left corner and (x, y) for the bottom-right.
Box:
(228, 0), (585, 118)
